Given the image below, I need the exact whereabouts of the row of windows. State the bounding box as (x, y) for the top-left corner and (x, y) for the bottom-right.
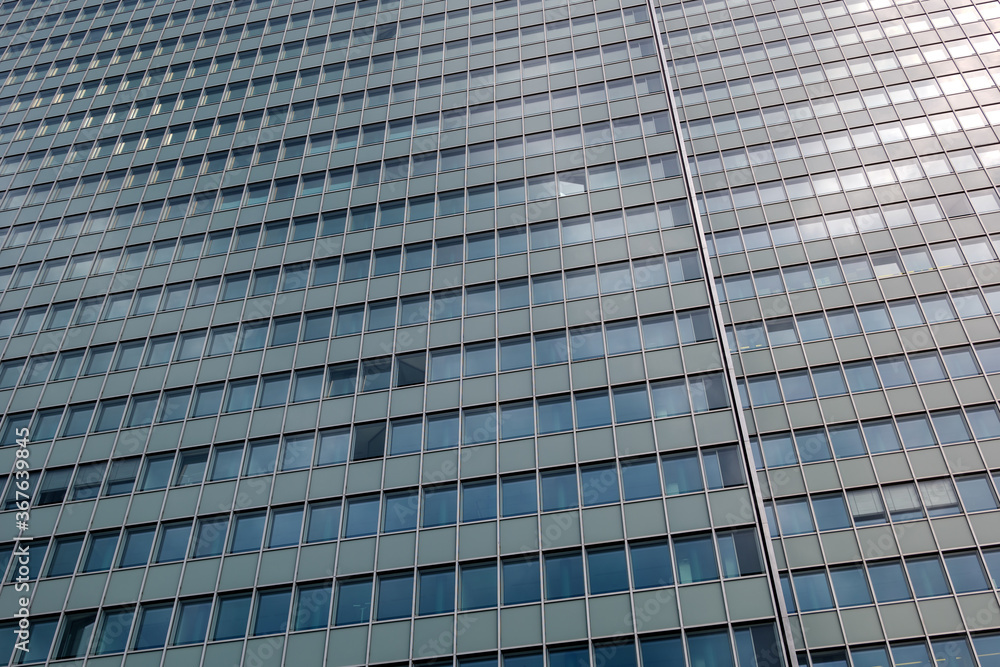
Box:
(0, 251), (705, 339)
(741, 349), (1000, 408)
(705, 171), (998, 256)
(0, 73), (668, 180)
(698, 178), (998, 234)
(795, 634), (1000, 667)
(1, 603), (781, 667)
(731, 291), (1000, 353)
(1, 0), (649, 91)
(9, 49), (671, 116)
(0, 31), (665, 140)
(724, 300), (1000, 352)
(698, 163), (1000, 216)
(1, 148), (683, 214)
(1, 0), (136, 33)
(0, 107), (674, 182)
(766, 474), (1000, 537)
(0, 0), (295, 41)
(0, 0), (631, 67)
(694, 138), (988, 188)
(680, 33), (1000, 108)
(0, 203), (687, 269)
(0, 368), (732, 444)
(681, 76), (997, 146)
(1, 25), (660, 114)
(3, 435), (742, 510)
(782, 549), (1000, 613)
(663, 0), (991, 50)
(671, 30), (916, 78)
(30, 220), (995, 307)
(9, 513), (756, 598)
(748, 406), (1000, 469)
(721, 240), (1000, 303)
(1, 307), (715, 390)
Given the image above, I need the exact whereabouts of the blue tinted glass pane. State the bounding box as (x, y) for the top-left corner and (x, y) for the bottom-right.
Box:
(460, 562), (497, 609)
(890, 644), (932, 667)
(775, 499), (814, 535)
(674, 535), (718, 583)
(545, 552), (585, 599)
(905, 558), (950, 597)
(214, 595), (251, 640)
(931, 638), (974, 667)
(384, 492), (418, 532)
(621, 459), (661, 500)
(811, 494), (851, 531)
(944, 552), (989, 593)
(972, 635), (1000, 667)
(377, 574), (413, 620)
(575, 390), (612, 428)
(335, 580), (372, 625)
(505, 652), (544, 667)
(253, 589), (291, 635)
(851, 647), (891, 667)
(541, 469), (578, 511)
(581, 465), (619, 506)
(422, 486), (457, 527)
(549, 646), (591, 667)
(230, 513), (265, 553)
(463, 480), (497, 521)
(640, 635), (685, 667)
(630, 541), (673, 588)
(502, 558), (541, 604)
(587, 546), (629, 594)
(688, 630), (734, 667)
(829, 567), (872, 606)
(134, 605), (172, 650)
(868, 562), (911, 602)
(502, 475), (537, 516)
(295, 584), (332, 630)
(174, 599), (212, 644)
(345, 497), (379, 537)
(419, 568), (455, 615)
(793, 570), (834, 611)
(661, 452), (703, 494)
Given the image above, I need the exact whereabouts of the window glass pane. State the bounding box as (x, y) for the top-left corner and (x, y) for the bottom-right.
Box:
(154, 522), (192, 563)
(544, 551), (585, 599)
(173, 599), (211, 645)
(503, 558), (541, 604)
(674, 534), (719, 583)
(869, 561), (911, 602)
(377, 573), (413, 620)
(944, 552), (990, 593)
(253, 589), (291, 636)
(134, 604), (173, 650)
(419, 567), (456, 615)
(94, 608), (134, 655)
(906, 557), (950, 597)
(345, 496), (379, 537)
(294, 583), (332, 631)
(587, 546), (629, 594)
(830, 566), (872, 606)
(461, 562), (498, 609)
(213, 594), (251, 640)
(793, 570), (834, 611)
(501, 475), (537, 517)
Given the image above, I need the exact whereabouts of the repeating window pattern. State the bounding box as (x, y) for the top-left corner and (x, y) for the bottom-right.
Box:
(4, 0), (1000, 662)
(0, 0), (796, 664)
(656, 0), (1000, 662)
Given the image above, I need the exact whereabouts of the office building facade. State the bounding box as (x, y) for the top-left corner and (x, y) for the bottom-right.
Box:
(0, 0), (997, 664)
